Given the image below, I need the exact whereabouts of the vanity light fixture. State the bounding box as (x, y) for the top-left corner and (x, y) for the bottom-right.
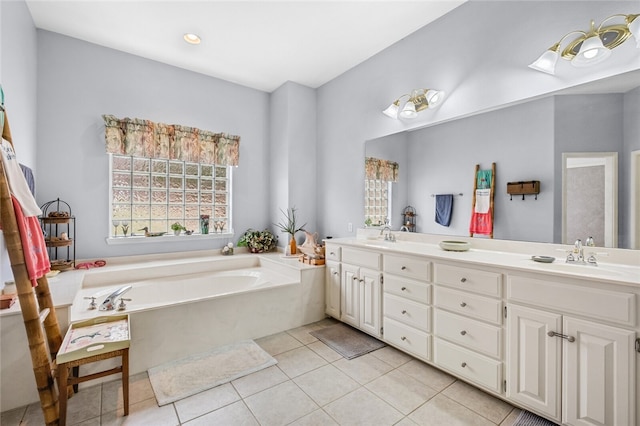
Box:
(529, 13), (640, 75)
(183, 33), (201, 45)
(383, 88), (445, 119)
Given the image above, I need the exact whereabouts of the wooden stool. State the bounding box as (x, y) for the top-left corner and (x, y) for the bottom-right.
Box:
(55, 315), (130, 426)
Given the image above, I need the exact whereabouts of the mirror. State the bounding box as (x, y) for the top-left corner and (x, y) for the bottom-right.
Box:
(365, 72), (640, 249)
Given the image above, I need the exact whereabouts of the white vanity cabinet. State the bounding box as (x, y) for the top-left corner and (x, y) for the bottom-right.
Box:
(340, 248), (382, 337)
(382, 254), (432, 361)
(325, 260), (341, 319)
(432, 262), (504, 394)
(506, 274), (637, 426)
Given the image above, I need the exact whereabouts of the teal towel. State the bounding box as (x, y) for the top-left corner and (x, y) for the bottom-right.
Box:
(477, 169), (492, 189)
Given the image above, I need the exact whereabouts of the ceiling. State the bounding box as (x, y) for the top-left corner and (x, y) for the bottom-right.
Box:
(25, 0), (466, 93)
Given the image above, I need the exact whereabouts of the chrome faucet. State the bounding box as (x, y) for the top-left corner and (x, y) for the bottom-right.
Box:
(566, 237), (598, 265)
(400, 225), (410, 232)
(380, 225), (395, 241)
(99, 285), (132, 311)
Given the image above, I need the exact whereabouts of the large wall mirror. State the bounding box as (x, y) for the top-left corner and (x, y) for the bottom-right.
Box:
(364, 70), (640, 249)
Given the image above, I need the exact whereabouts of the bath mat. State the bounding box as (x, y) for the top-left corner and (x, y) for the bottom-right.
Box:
(309, 323), (385, 359)
(513, 410), (559, 426)
(148, 339), (277, 406)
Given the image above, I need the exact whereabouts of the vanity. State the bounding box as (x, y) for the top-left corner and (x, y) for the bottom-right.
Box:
(324, 230), (639, 426)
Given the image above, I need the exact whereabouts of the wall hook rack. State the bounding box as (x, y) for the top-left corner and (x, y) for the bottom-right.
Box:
(507, 180), (540, 201)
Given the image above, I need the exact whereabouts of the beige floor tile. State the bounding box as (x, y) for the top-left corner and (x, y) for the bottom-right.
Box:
(256, 332), (303, 356)
(408, 394), (495, 426)
(333, 353), (394, 385)
(287, 324), (320, 345)
(293, 364), (360, 406)
(500, 408), (521, 426)
(0, 406), (26, 426)
(61, 383), (102, 425)
(101, 397), (179, 426)
(243, 380), (319, 426)
(312, 317), (340, 328)
(365, 368), (438, 415)
(369, 346), (414, 368)
(442, 380), (514, 424)
(183, 400), (259, 426)
(395, 417), (419, 426)
(306, 340), (343, 363)
(324, 387), (404, 425)
(72, 416), (102, 426)
(288, 408), (339, 425)
(274, 346), (327, 379)
(231, 365), (289, 398)
(397, 359), (456, 391)
(174, 382), (240, 423)
(15, 403), (45, 426)
(102, 372), (156, 413)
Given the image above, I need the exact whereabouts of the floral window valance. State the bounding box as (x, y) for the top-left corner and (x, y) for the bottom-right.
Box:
(102, 115), (240, 166)
(365, 157), (399, 182)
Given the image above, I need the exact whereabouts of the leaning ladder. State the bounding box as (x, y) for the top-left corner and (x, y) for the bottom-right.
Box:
(0, 116), (63, 425)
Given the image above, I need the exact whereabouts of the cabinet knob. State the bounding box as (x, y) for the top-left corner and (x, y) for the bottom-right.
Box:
(401, 336), (407, 341)
(460, 277), (467, 283)
(353, 277), (358, 281)
(401, 310), (407, 315)
(401, 266), (407, 270)
(359, 279), (365, 283)
(461, 362), (467, 368)
(460, 330), (467, 336)
(330, 252), (335, 255)
(401, 287), (407, 291)
(460, 302), (467, 307)
(333, 271), (338, 275)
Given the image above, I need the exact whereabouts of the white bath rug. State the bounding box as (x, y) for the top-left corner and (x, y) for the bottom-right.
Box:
(148, 339), (277, 406)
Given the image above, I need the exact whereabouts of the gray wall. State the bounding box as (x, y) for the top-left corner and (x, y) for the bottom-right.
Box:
(35, 31), (270, 259)
(0, 0), (38, 284)
(622, 87), (640, 248)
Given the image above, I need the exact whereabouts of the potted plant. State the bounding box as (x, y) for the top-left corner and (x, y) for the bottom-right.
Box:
(238, 229), (277, 253)
(274, 207), (306, 255)
(171, 222), (186, 236)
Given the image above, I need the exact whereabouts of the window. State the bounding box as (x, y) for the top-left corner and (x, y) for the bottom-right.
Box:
(364, 179), (392, 227)
(109, 154), (231, 237)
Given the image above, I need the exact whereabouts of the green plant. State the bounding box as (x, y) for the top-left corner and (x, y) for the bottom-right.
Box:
(238, 229), (277, 253)
(274, 207), (306, 235)
(171, 222), (186, 232)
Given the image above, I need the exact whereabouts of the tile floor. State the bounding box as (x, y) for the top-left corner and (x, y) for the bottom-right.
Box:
(2, 318), (525, 426)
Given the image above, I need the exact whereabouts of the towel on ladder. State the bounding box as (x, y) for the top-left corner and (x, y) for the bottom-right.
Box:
(11, 196), (50, 286)
(435, 194), (454, 227)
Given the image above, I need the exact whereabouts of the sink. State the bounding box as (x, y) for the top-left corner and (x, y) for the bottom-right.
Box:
(529, 259), (638, 281)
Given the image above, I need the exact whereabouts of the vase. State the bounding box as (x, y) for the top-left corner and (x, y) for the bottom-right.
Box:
(200, 215), (209, 234)
(289, 235), (297, 255)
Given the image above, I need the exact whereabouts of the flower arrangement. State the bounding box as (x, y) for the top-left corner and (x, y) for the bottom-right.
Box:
(274, 207), (306, 255)
(237, 229), (277, 253)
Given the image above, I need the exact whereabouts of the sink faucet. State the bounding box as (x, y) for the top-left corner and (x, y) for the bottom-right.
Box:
(566, 238), (598, 265)
(379, 225), (395, 242)
(99, 285), (132, 311)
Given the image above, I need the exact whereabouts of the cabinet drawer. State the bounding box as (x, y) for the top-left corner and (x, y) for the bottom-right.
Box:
(384, 317), (431, 361)
(383, 294), (430, 332)
(507, 275), (636, 327)
(434, 309), (502, 359)
(383, 254), (430, 281)
(434, 287), (502, 325)
(384, 275), (431, 304)
(325, 245), (341, 262)
(434, 263), (502, 297)
(342, 248), (380, 269)
(434, 338), (502, 393)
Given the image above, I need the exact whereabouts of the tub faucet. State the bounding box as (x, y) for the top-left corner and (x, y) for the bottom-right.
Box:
(99, 285), (132, 311)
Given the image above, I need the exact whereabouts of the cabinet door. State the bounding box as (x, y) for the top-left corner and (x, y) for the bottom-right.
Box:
(341, 263), (360, 328)
(506, 304), (561, 421)
(359, 268), (381, 337)
(325, 261), (341, 319)
(562, 317), (636, 426)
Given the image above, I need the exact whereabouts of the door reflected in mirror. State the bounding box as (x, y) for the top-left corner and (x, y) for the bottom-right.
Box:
(562, 152), (618, 248)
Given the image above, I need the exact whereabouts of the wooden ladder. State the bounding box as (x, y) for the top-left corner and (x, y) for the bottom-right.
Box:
(1, 111), (64, 425)
(470, 162), (496, 239)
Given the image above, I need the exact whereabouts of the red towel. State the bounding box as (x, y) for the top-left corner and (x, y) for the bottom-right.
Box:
(469, 209), (493, 235)
(11, 196), (50, 286)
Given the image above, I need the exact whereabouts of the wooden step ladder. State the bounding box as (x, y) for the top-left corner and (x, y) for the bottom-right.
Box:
(1, 108), (64, 425)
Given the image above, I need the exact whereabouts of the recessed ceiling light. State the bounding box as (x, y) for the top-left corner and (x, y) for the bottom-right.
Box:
(183, 33), (201, 45)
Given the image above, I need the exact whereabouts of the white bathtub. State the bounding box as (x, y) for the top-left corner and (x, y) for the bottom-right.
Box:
(70, 253), (325, 376)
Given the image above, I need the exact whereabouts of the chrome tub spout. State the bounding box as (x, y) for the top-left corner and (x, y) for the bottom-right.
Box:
(99, 285), (132, 311)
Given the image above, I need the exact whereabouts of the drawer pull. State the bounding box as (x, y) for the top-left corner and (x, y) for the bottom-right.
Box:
(460, 277), (467, 283)
(461, 362), (467, 368)
(359, 279), (365, 283)
(401, 310), (407, 315)
(352, 277), (358, 281)
(332, 271), (338, 276)
(460, 302), (467, 307)
(460, 330), (467, 336)
(401, 287), (407, 291)
(547, 331), (576, 343)
(401, 336), (407, 341)
(401, 266), (407, 270)
(330, 251), (335, 255)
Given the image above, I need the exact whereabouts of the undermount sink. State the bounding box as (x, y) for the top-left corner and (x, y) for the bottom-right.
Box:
(530, 258), (634, 279)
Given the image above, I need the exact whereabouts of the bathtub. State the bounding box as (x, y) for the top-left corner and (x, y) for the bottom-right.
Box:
(70, 253), (325, 376)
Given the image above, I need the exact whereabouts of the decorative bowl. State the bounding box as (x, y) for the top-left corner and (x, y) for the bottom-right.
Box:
(439, 240), (471, 252)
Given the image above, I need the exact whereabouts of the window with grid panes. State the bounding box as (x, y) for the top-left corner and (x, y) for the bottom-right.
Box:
(110, 155), (231, 237)
(364, 179), (392, 227)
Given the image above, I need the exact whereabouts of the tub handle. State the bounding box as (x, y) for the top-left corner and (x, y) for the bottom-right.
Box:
(117, 298), (132, 311)
(84, 297), (97, 310)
